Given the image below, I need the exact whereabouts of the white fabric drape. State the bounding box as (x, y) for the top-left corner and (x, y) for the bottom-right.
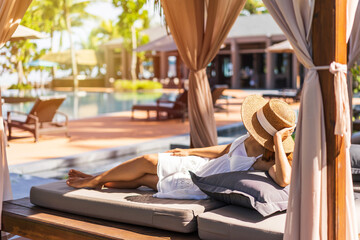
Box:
(0, 0), (32, 230)
(349, 2), (360, 68)
(262, 0), (358, 239)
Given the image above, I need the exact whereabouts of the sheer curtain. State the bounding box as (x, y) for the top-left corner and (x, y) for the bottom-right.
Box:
(0, 0), (32, 230)
(161, 0), (246, 148)
(262, 0), (359, 239)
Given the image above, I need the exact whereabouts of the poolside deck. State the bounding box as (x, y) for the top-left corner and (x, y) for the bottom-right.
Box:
(6, 89), (254, 166)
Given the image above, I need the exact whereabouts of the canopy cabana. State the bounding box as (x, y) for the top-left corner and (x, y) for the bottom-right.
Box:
(161, 0), (359, 239)
(266, 40), (294, 53)
(1, 0), (360, 239)
(10, 25), (47, 41)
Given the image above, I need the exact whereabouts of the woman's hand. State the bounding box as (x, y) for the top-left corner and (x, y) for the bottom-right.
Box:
(274, 126), (295, 141)
(166, 148), (191, 157)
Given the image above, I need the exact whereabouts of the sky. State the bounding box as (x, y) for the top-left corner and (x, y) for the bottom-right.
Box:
(0, 1), (162, 86)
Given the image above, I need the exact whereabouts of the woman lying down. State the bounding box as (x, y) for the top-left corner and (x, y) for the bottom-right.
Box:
(67, 95), (295, 200)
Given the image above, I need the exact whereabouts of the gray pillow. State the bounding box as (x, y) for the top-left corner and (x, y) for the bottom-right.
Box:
(190, 171), (289, 217)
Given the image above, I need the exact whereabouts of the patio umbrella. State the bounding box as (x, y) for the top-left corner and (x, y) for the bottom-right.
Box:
(266, 40), (294, 53)
(10, 25), (47, 41)
(0, 0), (33, 231)
(40, 49), (98, 66)
(10, 25), (48, 87)
(135, 35), (177, 52)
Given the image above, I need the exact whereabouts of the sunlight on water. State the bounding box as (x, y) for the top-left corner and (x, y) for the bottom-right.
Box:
(2, 89), (175, 120)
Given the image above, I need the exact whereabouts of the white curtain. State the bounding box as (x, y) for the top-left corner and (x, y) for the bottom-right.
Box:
(349, 2), (360, 68)
(262, 0), (359, 239)
(0, 0), (33, 230)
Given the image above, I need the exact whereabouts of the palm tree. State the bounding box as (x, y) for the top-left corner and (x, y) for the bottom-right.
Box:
(22, 0), (97, 89)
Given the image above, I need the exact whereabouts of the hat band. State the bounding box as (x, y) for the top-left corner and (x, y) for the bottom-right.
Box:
(256, 108), (278, 136)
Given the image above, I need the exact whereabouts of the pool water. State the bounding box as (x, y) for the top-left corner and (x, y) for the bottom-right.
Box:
(2, 89), (176, 120)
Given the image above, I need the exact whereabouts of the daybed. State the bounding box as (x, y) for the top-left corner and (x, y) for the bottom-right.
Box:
(2, 181), (360, 240)
(16, 179), (359, 240)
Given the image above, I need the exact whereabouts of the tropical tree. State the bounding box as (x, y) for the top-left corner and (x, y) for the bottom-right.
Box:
(112, 0), (150, 80)
(241, 0), (268, 15)
(8, 0), (98, 89)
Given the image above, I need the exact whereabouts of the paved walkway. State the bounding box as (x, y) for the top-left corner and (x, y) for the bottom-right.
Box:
(6, 89), (252, 166)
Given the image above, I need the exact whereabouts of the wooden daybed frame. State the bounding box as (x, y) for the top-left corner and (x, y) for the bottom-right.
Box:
(1, 198), (199, 240)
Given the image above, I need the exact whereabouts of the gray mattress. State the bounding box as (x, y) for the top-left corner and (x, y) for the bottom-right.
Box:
(198, 205), (285, 240)
(198, 193), (360, 240)
(30, 180), (225, 233)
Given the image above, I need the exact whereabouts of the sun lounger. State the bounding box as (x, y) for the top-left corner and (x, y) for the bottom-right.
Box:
(197, 192), (360, 240)
(198, 205), (285, 240)
(1, 197), (200, 240)
(262, 88), (302, 103)
(211, 85), (229, 112)
(6, 96), (69, 142)
(132, 90), (188, 122)
(4, 180), (360, 239)
(30, 180), (225, 233)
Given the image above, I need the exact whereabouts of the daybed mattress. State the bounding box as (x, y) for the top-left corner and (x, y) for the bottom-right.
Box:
(30, 180), (225, 233)
(197, 193), (360, 240)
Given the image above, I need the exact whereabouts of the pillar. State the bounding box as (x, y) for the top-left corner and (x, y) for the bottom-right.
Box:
(265, 38), (273, 89)
(231, 40), (240, 89)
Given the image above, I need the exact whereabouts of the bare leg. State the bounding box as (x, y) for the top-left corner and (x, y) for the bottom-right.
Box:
(67, 154), (158, 189)
(104, 174), (159, 191)
(68, 169), (92, 178)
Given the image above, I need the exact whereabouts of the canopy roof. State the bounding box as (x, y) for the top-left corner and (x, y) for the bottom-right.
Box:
(226, 13), (283, 39)
(111, 14), (285, 52)
(40, 49), (98, 66)
(266, 40), (294, 53)
(134, 35), (177, 52)
(10, 25), (47, 41)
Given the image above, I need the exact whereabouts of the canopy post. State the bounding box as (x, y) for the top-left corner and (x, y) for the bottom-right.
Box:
(312, 0), (347, 239)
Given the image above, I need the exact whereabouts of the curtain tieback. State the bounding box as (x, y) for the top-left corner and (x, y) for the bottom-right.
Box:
(311, 61), (350, 147)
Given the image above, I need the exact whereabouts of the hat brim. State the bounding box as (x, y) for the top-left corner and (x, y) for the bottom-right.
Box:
(241, 95), (294, 153)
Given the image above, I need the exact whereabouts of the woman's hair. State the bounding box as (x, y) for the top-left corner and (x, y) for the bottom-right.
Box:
(263, 148), (293, 166)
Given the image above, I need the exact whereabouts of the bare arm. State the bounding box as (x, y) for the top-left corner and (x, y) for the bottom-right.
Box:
(166, 144), (231, 159)
(268, 127), (294, 187)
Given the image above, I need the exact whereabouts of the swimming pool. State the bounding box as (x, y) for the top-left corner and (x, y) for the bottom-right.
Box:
(2, 89), (176, 120)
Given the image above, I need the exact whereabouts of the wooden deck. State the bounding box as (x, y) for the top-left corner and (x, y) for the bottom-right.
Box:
(1, 198), (200, 240)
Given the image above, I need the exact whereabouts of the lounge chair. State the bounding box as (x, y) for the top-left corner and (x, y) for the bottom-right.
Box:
(262, 87), (302, 103)
(211, 85), (229, 111)
(132, 90), (188, 122)
(6, 96), (69, 142)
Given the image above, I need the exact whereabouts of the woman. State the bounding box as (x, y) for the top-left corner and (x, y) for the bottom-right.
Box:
(67, 95), (296, 199)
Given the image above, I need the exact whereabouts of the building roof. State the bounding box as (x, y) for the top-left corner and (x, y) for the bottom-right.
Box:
(227, 13), (284, 39)
(135, 35), (177, 52)
(140, 26), (168, 42)
(104, 14), (285, 50)
(102, 38), (123, 47)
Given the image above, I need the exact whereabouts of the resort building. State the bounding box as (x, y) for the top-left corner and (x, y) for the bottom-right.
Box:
(103, 14), (303, 90)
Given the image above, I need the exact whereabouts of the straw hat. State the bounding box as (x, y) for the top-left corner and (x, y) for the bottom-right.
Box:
(241, 95), (296, 153)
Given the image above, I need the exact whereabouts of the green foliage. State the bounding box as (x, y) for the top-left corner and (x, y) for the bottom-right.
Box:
(242, 0), (268, 15)
(351, 63), (360, 94)
(114, 80), (162, 91)
(8, 83), (33, 90)
(3, 0), (99, 83)
(112, 0), (150, 48)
